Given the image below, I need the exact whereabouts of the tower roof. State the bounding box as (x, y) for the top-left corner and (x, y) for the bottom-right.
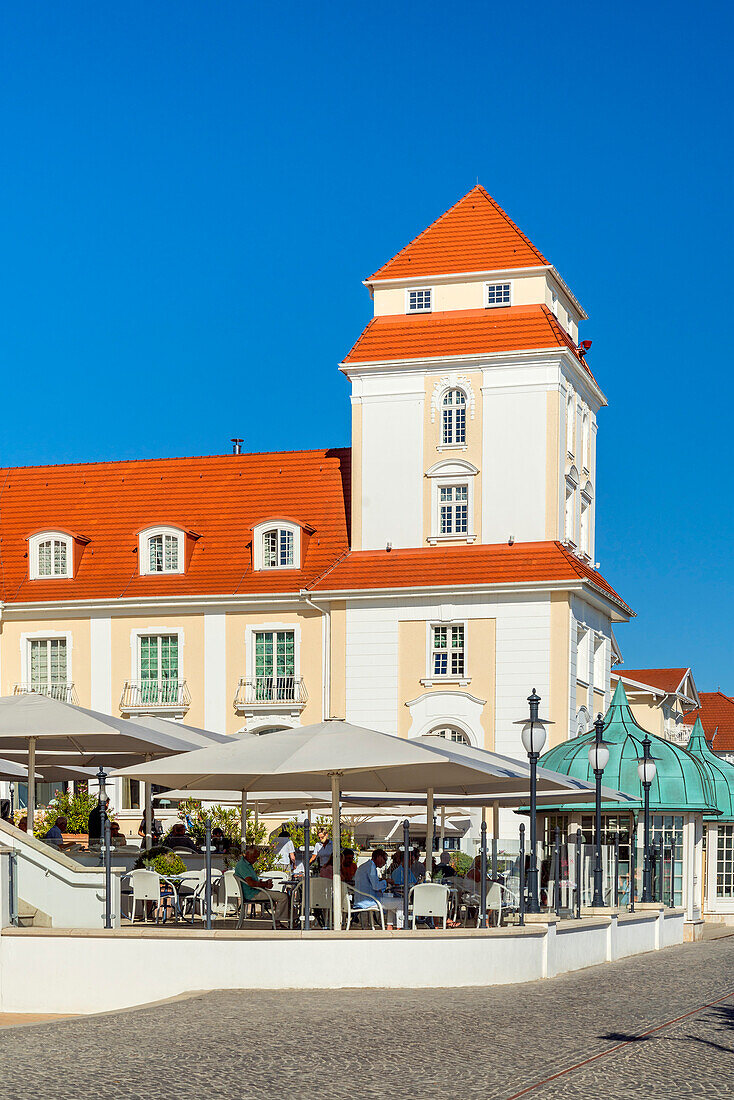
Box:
(538, 681), (718, 814)
(685, 718), (734, 821)
(366, 186), (549, 282)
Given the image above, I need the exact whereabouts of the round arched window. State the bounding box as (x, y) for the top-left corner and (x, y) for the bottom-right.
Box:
(427, 726), (471, 745)
(442, 389), (466, 445)
(253, 725), (289, 736)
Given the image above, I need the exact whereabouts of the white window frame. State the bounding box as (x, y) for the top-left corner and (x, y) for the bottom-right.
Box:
(576, 625), (591, 688)
(566, 391), (575, 456)
(593, 634), (607, 693)
(564, 472), (578, 546)
(138, 526), (185, 576)
(580, 487), (592, 558)
(484, 281), (512, 308)
(422, 621), (470, 686)
(405, 286), (433, 313)
(581, 408), (590, 472)
(441, 387), (467, 447)
(252, 520), (301, 571)
(28, 531), (73, 580)
(426, 460), (478, 545)
(20, 630), (73, 685)
(129, 627), (185, 681)
(245, 622), (302, 681)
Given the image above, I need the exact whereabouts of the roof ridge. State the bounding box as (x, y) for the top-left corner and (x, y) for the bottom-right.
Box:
(0, 446), (351, 476)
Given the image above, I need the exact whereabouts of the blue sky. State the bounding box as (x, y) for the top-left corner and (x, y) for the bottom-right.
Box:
(1, 3), (732, 687)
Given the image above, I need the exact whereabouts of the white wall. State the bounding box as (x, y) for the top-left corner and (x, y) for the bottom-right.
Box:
(358, 375), (425, 550)
(481, 378), (548, 544)
(345, 592), (552, 758)
(0, 910), (684, 1014)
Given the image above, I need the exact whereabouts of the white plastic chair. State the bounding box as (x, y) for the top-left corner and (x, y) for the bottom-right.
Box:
(179, 869), (221, 923)
(486, 881), (502, 926)
(348, 885), (386, 929)
(410, 882), (449, 929)
(125, 869), (168, 923)
(266, 870), (289, 887)
(212, 870), (241, 919)
(234, 875), (277, 929)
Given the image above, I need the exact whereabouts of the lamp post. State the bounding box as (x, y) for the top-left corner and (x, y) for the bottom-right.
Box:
(637, 735), (657, 903)
(588, 714), (610, 908)
(516, 689), (552, 914)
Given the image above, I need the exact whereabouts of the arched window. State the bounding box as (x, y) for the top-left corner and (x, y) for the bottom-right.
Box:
(442, 389), (466, 446)
(138, 527), (185, 575)
(253, 725), (288, 736)
(29, 532), (73, 580)
(262, 527), (294, 568)
(426, 726), (471, 745)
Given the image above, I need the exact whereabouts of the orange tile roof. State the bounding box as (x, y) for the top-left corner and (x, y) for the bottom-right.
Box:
(683, 691), (734, 751)
(308, 540), (633, 616)
(367, 186), (548, 282)
(611, 668), (689, 694)
(0, 449), (351, 602)
(342, 305), (594, 377)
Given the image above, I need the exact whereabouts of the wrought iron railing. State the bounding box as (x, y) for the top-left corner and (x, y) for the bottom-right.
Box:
(13, 682), (78, 704)
(120, 679), (191, 712)
(234, 675), (308, 708)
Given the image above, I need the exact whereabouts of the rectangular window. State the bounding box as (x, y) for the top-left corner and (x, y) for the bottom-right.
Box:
(37, 538), (68, 578)
(486, 282), (511, 307)
(139, 635), (179, 704)
(566, 393), (575, 454)
(577, 626), (590, 684)
(717, 825), (734, 899)
(30, 638), (67, 692)
(593, 636), (606, 688)
(407, 288), (432, 312)
(565, 482), (576, 542)
(254, 630), (296, 701)
(431, 625), (465, 677)
(580, 496), (590, 555)
(439, 484), (468, 535)
(149, 534), (178, 573)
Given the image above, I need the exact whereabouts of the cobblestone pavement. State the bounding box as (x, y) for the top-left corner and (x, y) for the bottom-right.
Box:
(0, 935), (732, 1100)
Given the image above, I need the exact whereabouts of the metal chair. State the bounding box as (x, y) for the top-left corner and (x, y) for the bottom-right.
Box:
(410, 882), (450, 929)
(234, 875), (277, 929)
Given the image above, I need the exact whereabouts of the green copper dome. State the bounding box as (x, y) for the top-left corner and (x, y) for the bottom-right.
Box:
(538, 681), (719, 814)
(685, 717), (734, 821)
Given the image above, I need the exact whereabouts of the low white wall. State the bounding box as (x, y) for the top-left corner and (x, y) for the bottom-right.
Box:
(0, 821), (121, 930)
(616, 914), (657, 958)
(0, 910), (686, 1015)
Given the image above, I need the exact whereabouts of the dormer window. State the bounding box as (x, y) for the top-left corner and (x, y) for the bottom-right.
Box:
(29, 532), (73, 579)
(406, 287), (432, 313)
(486, 281), (511, 307)
(252, 520), (301, 570)
(138, 527), (186, 576)
(263, 527), (294, 568)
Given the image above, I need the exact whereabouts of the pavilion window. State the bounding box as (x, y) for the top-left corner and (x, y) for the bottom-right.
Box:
(717, 825), (734, 899)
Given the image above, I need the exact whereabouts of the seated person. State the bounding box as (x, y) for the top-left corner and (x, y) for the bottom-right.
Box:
(341, 848), (358, 884)
(0, 799), (11, 822)
(272, 828), (296, 873)
(211, 827), (232, 853)
(138, 809), (164, 843)
(109, 821), (127, 848)
(433, 851), (457, 880)
(386, 849), (403, 880)
(234, 844), (289, 926)
(43, 815), (72, 850)
(164, 822), (199, 852)
(411, 845), (427, 880)
(352, 848), (389, 908)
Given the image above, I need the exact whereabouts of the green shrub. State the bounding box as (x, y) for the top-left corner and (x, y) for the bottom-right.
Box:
(177, 800), (276, 872)
(38, 786), (103, 836)
(141, 851), (187, 877)
(451, 851), (473, 877)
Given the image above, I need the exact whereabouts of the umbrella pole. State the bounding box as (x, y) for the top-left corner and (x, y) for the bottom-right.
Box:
(27, 738), (35, 833)
(492, 799), (500, 879)
(330, 773), (342, 932)
(240, 789), (248, 851)
(144, 754), (153, 851)
(425, 788), (434, 881)
(439, 806), (446, 854)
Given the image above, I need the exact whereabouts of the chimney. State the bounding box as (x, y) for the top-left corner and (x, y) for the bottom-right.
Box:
(231, 438), (243, 455)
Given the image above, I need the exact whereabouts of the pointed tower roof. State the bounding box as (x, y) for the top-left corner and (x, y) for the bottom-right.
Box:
(685, 717), (734, 821)
(538, 680), (718, 814)
(367, 186), (549, 282)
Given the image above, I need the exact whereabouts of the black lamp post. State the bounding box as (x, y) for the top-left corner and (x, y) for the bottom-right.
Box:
(516, 689), (552, 914)
(588, 713), (610, 908)
(637, 736), (657, 903)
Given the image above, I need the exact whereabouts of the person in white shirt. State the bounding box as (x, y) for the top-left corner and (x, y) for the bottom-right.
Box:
(353, 849), (389, 908)
(272, 828), (296, 873)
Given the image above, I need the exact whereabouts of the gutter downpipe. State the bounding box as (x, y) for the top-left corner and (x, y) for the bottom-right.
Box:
(301, 590), (331, 720)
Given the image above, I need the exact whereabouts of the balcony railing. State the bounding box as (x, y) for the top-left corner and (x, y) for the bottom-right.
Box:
(14, 682), (78, 704)
(120, 679), (191, 715)
(234, 675), (308, 711)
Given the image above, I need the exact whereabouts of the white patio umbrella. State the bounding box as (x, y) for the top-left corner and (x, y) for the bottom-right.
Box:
(0, 694), (198, 830)
(114, 719), (605, 930)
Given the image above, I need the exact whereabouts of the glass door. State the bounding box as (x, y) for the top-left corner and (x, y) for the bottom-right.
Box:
(29, 638), (68, 699)
(139, 635), (179, 706)
(254, 631), (295, 701)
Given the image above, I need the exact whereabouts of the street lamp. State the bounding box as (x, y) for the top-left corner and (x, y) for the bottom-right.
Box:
(637, 736), (657, 903)
(515, 689), (553, 914)
(588, 713), (610, 907)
